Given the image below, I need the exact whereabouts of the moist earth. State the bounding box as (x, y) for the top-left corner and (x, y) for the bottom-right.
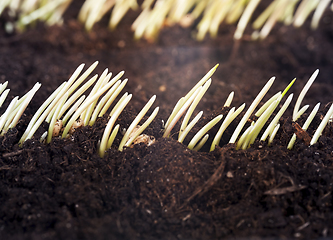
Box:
(0, 1), (333, 239)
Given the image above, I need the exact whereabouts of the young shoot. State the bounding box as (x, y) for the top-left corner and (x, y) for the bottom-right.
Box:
(57, 74), (98, 125)
(124, 106), (159, 149)
(6, 82), (41, 131)
(119, 95), (157, 151)
(164, 64), (218, 130)
(62, 73), (123, 138)
(258, 0), (289, 40)
(311, 0), (331, 29)
(261, 93), (293, 142)
(179, 79), (211, 139)
(210, 103), (245, 152)
(19, 63), (86, 144)
(188, 114), (223, 150)
(229, 77), (275, 144)
(310, 103), (333, 145)
(46, 93), (68, 143)
(255, 91), (281, 117)
(256, 78), (294, 118)
(0, 81), (9, 107)
(193, 134), (209, 151)
(245, 99), (279, 149)
(293, 0), (320, 28)
(287, 103), (320, 149)
(0, 89), (10, 109)
(178, 111), (203, 144)
(236, 122), (254, 150)
(268, 123), (280, 146)
(62, 95), (86, 125)
(99, 93), (132, 158)
(81, 69), (111, 125)
(224, 91), (234, 107)
(234, 0), (261, 40)
(0, 97), (18, 134)
(95, 76), (126, 117)
(163, 87), (201, 138)
(293, 69), (319, 121)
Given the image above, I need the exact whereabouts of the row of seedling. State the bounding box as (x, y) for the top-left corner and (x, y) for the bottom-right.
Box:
(1, 0), (331, 41)
(0, 62), (332, 158)
(162, 66), (333, 152)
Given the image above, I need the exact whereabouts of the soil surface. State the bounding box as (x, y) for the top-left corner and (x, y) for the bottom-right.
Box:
(1, 1), (333, 239)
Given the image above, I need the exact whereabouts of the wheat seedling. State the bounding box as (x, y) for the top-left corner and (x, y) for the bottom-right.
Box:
(99, 93), (132, 157)
(178, 111), (203, 144)
(61, 73), (126, 138)
(5, 82), (41, 132)
(287, 103), (320, 149)
(0, 82), (41, 135)
(178, 79), (211, 139)
(229, 77), (275, 144)
(119, 95), (157, 151)
(268, 123), (280, 146)
(261, 93), (293, 142)
(210, 103), (245, 152)
(0, 82), (9, 108)
(224, 91), (234, 108)
(123, 106), (159, 149)
(2, 0), (332, 40)
(163, 64), (218, 136)
(242, 98), (280, 149)
(19, 63), (86, 144)
(310, 103), (333, 145)
(188, 114), (223, 151)
(0, 97), (18, 134)
(293, 70), (319, 121)
(311, 0), (331, 29)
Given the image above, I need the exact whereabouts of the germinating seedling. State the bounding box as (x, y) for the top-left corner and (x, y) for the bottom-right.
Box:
(310, 103), (333, 145)
(229, 77), (275, 144)
(1, 60), (332, 157)
(287, 103), (320, 150)
(2, 0), (330, 41)
(188, 114), (223, 150)
(99, 93), (132, 157)
(119, 95), (157, 151)
(293, 69), (318, 121)
(164, 64), (218, 140)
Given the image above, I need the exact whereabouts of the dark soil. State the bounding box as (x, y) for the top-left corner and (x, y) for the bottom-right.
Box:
(1, 1), (333, 239)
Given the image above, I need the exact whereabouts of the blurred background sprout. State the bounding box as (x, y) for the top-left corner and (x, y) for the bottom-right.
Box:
(1, 0), (332, 40)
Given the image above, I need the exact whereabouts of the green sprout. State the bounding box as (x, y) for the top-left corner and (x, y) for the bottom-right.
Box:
(187, 114), (223, 151)
(1, 60), (332, 156)
(293, 69), (319, 121)
(99, 93), (132, 158)
(224, 91), (234, 108)
(287, 103), (320, 150)
(18, 61), (128, 145)
(0, 81), (9, 107)
(19, 62), (86, 144)
(268, 123), (280, 146)
(210, 103), (245, 152)
(123, 106), (159, 149)
(178, 111), (203, 144)
(119, 95), (158, 151)
(261, 93), (293, 142)
(229, 77), (275, 144)
(178, 79), (211, 139)
(0, 82), (41, 135)
(61, 70), (125, 138)
(163, 64), (218, 138)
(2, 0), (331, 40)
(310, 103), (333, 145)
